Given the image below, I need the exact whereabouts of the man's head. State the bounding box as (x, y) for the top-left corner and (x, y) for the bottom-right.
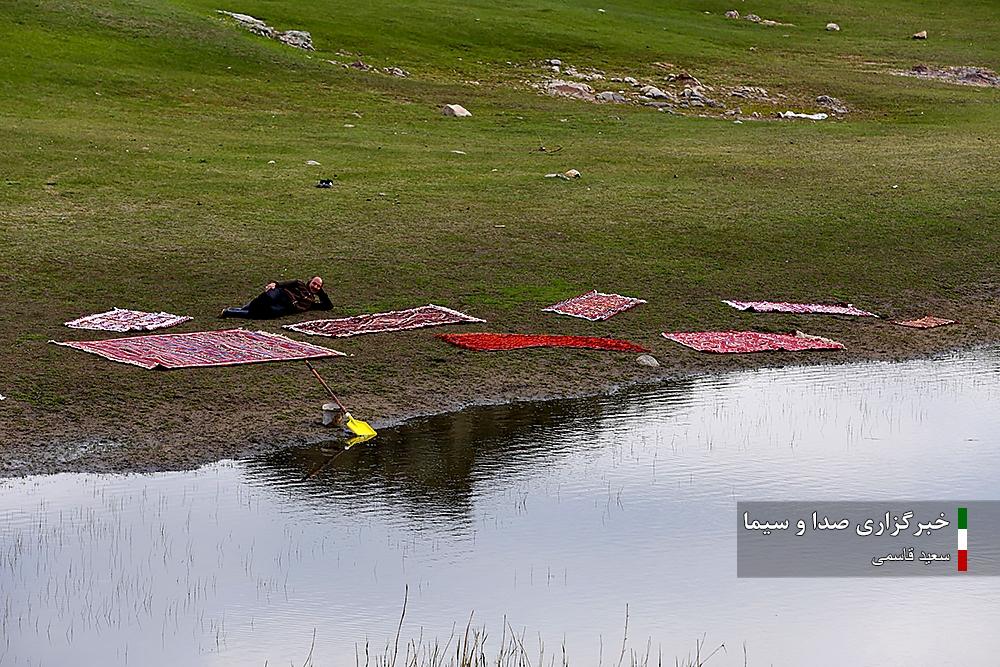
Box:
(308, 276), (324, 293)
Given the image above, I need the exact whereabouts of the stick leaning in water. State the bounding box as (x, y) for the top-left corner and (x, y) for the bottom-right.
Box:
(304, 361), (377, 438)
(302, 437), (367, 481)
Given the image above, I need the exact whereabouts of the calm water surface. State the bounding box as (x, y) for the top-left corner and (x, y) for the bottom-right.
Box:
(3, 350), (1000, 665)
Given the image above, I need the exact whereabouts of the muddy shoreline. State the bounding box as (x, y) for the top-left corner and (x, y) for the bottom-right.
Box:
(3, 306), (997, 477)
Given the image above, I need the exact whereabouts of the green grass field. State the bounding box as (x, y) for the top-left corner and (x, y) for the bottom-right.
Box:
(2, 0), (998, 472)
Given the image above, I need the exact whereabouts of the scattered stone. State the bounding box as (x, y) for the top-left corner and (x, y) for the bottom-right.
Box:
(640, 85), (671, 99)
(779, 111), (828, 120)
(544, 172), (570, 180)
(349, 59), (372, 71)
(826, 22), (840, 31)
(451, 150), (467, 154)
(543, 79), (596, 102)
(725, 9), (740, 19)
(816, 94), (848, 113)
(679, 85), (720, 107)
(564, 169), (581, 178)
(441, 104), (472, 117)
(668, 71), (702, 86)
(623, 76), (640, 86)
(543, 58), (562, 67)
(305, 160), (321, 165)
(731, 85), (770, 100)
(267, 159), (276, 164)
(742, 13), (792, 27)
(636, 354), (660, 368)
(903, 64), (1000, 87)
(563, 66), (606, 81)
(597, 8), (606, 13)
(217, 10), (314, 50)
(912, 30), (927, 40)
(315, 179), (334, 188)
(278, 30), (313, 49)
(383, 66), (409, 77)
(596, 91), (627, 103)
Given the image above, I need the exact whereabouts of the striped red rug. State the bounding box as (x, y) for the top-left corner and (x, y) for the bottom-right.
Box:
(438, 333), (649, 352)
(285, 304), (483, 338)
(52, 329), (345, 369)
(663, 330), (844, 354)
(723, 300), (877, 317)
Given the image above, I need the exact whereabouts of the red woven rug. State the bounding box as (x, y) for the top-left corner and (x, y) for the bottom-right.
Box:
(662, 330), (844, 354)
(723, 300), (877, 317)
(285, 304), (483, 337)
(542, 290), (646, 321)
(438, 333), (649, 352)
(52, 329), (345, 369)
(65, 308), (192, 332)
(893, 316), (957, 329)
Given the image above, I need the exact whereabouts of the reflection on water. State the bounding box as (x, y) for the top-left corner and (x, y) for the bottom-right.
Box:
(2, 350), (1000, 665)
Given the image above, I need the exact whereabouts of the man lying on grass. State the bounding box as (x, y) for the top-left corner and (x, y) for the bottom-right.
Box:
(221, 276), (333, 319)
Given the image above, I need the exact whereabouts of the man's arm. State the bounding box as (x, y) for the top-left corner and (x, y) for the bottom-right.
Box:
(313, 289), (333, 310)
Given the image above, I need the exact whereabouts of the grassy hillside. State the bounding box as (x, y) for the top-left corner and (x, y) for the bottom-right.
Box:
(1, 0), (998, 472)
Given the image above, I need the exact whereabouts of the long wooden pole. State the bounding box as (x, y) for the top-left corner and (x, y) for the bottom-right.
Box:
(305, 361), (347, 412)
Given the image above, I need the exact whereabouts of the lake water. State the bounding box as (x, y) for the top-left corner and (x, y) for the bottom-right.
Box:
(3, 350), (1000, 666)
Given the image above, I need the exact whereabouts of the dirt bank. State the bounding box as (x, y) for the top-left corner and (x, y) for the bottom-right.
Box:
(2, 297), (997, 477)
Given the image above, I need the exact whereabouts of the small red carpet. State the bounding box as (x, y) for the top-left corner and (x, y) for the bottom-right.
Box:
(438, 333), (649, 352)
(893, 316), (957, 329)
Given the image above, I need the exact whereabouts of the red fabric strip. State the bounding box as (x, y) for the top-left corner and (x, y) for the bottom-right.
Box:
(438, 333), (649, 352)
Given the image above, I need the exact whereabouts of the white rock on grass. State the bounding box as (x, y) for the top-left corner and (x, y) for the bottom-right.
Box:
(639, 85), (670, 99)
(217, 10), (314, 50)
(912, 30), (928, 39)
(441, 104), (472, 117)
(544, 80), (596, 101)
(826, 22), (840, 31)
(778, 111), (828, 120)
(636, 355), (660, 367)
(305, 160), (321, 165)
(596, 91), (626, 103)
(278, 30), (313, 49)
